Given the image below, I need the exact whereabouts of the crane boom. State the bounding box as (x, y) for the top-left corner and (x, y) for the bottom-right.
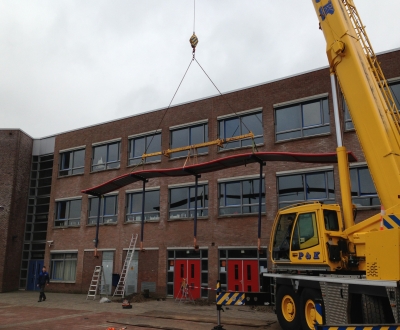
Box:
(312, 0), (400, 209)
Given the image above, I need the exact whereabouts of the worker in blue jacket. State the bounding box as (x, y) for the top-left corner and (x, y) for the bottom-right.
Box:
(37, 266), (50, 302)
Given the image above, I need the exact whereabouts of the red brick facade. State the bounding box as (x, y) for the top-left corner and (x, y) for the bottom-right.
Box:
(1, 49), (400, 294)
(0, 130), (33, 292)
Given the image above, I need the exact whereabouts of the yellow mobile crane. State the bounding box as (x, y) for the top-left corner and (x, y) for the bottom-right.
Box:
(264, 1), (400, 329)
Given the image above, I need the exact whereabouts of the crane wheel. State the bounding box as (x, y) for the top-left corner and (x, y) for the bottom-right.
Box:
(276, 285), (301, 330)
(300, 288), (322, 330)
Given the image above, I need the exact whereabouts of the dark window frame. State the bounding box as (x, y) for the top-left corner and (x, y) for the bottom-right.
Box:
(91, 141), (120, 172)
(350, 165), (379, 208)
(169, 184), (209, 219)
(218, 178), (265, 216)
(218, 111), (263, 150)
(126, 189), (160, 222)
(55, 199), (82, 227)
(128, 133), (161, 166)
(277, 170), (335, 209)
(275, 97), (330, 142)
(88, 195), (118, 225)
(59, 148), (85, 176)
(50, 253), (77, 282)
(170, 122), (208, 159)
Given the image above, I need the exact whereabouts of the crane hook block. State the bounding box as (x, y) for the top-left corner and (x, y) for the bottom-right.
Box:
(190, 33), (198, 50)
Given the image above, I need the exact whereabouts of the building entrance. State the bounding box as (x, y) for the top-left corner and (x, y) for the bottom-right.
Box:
(27, 259), (43, 291)
(174, 260), (201, 299)
(227, 260), (259, 292)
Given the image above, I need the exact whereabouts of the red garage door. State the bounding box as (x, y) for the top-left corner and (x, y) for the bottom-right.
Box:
(227, 260), (259, 292)
(174, 260), (201, 299)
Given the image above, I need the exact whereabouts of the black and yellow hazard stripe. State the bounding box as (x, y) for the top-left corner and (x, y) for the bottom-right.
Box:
(216, 291), (246, 306)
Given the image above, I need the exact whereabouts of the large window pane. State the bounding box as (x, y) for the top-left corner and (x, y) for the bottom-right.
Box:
(302, 101), (321, 127)
(306, 172), (326, 199)
(170, 123), (208, 158)
(277, 171), (335, 208)
(219, 112), (263, 150)
(276, 105), (301, 132)
(275, 97), (329, 141)
(349, 166), (378, 207)
(88, 196), (118, 224)
(92, 142), (120, 171)
(126, 190), (160, 222)
(219, 178), (265, 216)
(169, 185), (208, 219)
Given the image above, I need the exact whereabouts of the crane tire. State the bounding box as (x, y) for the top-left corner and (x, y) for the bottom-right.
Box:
(300, 288), (322, 330)
(361, 294), (386, 324)
(276, 285), (301, 330)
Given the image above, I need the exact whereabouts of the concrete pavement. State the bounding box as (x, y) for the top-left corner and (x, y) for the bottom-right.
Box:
(0, 290), (282, 329)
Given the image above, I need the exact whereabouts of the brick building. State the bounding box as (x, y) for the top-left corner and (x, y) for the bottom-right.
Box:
(1, 48), (400, 297)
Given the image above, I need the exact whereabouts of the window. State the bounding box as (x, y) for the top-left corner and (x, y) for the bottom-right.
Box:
(344, 81), (400, 130)
(343, 100), (354, 130)
(219, 178), (265, 216)
(277, 170), (335, 209)
(170, 123), (208, 158)
(169, 184), (208, 219)
(390, 81), (400, 109)
(92, 141), (120, 172)
(59, 149), (85, 176)
(88, 195), (118, 224)
(275, 97), (330, 141)
(350, 166), (379, 207)
(218, 111), (263, 150)
(291, 212), (319, 251)
(129, 133), (161, 165)
(55, 199), (81, 227)
(50, 253), (77, 282)
(126, 190), (160, 222)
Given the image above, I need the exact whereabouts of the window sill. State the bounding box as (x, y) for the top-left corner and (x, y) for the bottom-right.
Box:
(125, 219), (160, 224)
(169, 153), (209, 161)
(49, 280), (76, 284)
(53, 225), (81, 229)
(90, 167), (120, 174)
(218, 213), (266, 219)
(217, 143), (264, 153)
(354, 205), (380, 211)
(344, 128), (355, 132)
(86, 222), (118, 227)
(57, 173), (85, 179)
(127, 160), (161, 168)
(168, 217), (208, 222)
(275, 132), (331, 144)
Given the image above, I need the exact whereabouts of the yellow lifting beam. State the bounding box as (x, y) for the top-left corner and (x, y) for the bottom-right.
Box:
(142, 132), (255, 159)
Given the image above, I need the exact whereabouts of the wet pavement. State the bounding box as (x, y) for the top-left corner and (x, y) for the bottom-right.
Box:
(0, 291), (281, 329)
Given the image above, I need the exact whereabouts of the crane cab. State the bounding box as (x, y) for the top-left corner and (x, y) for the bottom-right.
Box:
(270, 202), (348, 271)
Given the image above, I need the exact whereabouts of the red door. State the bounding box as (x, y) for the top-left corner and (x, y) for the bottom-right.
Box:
(227, 260), (259, 292)
(174, 260), (201, 299)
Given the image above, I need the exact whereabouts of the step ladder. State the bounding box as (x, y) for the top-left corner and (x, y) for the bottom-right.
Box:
(113, 233), (138, 298)
(86, 266), (107, 300)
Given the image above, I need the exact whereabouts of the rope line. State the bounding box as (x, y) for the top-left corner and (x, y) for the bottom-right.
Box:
(131, 58), (194, 172)
(193, 0), (196, 33)
(194, 58), (262, 142)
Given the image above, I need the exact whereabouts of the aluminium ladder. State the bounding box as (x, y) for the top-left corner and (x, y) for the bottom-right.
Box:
(86, 265), (107, 300)
(112, 233), (138, 297)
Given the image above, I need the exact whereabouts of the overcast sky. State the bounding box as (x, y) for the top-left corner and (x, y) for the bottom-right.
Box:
(1, 1), (399, 138)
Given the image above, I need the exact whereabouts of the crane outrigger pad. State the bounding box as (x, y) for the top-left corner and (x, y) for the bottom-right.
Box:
(82, 151), (357, 196)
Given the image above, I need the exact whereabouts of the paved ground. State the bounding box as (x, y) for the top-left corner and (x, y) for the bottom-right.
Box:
(0, 291), (282, 330)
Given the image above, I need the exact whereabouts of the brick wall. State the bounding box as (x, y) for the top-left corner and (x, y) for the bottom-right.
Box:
(32, 49), (400, 294)
(0, 130), (32, 292)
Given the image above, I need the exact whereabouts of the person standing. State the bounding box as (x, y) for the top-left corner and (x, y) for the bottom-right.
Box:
(37, 266), (50, 302)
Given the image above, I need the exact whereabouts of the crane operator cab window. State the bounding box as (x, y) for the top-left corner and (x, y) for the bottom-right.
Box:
(272, 213), (297, 261)
(291, 212), (319, 251)
(323, 209), (340, 231)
